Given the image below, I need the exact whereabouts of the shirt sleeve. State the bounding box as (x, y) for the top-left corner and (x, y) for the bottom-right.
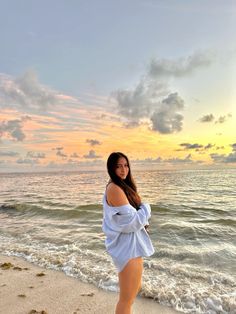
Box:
(106, 203), (151, 233)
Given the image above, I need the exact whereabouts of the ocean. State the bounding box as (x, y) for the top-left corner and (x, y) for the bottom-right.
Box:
(0, 169), (235, 313)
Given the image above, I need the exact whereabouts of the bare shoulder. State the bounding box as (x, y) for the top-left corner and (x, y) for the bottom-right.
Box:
(106, 182), (129, 207)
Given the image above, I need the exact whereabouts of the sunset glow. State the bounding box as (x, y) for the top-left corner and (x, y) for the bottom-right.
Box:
(0, 1), (235, 172)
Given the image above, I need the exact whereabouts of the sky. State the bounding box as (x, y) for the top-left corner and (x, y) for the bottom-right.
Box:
(0, 0), (236, 172)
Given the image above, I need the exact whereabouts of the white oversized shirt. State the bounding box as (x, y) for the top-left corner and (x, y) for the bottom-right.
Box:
(102, 191), (155, 272)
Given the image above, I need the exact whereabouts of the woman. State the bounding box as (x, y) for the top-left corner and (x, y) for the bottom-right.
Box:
(102, 152), (155, 314)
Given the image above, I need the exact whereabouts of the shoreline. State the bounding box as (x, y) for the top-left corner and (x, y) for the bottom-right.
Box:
(0, 253), (181, 314)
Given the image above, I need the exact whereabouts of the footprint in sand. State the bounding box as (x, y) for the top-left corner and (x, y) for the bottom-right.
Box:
(80, 292), (94, 297)
(0, 262), (14, 269)
(28, 310), (48, 314)
(36, 272), (46, 277)
(0, 263), (30, 271)
(13, 266), (22, 271)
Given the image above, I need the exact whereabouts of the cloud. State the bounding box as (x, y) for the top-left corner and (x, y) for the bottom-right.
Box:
(0, 151), (19, 157)
(112, 50), (220, 135)
(215, 113), (232, 124)
(199, 113), (232, 124)
(16, 158), (40, 165)
(53, 147), (67, 158)
(178, 142), (214, 151)
(123, 120), (141, 128)
(70, 152), (79, 158)
(14, 151), (45, 166)
(149, 51), (213, 78)
(210, 143), (236, 163)
(0, 116), (31, 141)
(114, 83), (184, 134)
(86, 139), (102, 146)
(133, 154), (203, 165)
(67, 158), (79, 164)
(83, 150), (102, 159)
(204, 143), (215, 150)
(210, 153), (236, 163)
(45, 159), (104, 171)
(199, 114), (215, 123)
(231, 143), (236, 151)
(26, 151), (46, 159)
(56, 151), (67, 158)
(165, 154), (195, 164)
(0, 70), (59, 113)
(179, 143), (203, 150)
(150, 93), (184, 134)
(133, 157), (163, 164)
(113, 51), (213, 134)
(113, 80), (160, 120)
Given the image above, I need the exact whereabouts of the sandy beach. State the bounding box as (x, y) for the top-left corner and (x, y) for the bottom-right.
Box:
(0, 254), (181, 314)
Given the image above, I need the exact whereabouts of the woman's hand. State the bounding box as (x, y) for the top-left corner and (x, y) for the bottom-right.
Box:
(144, 224), (150, 234)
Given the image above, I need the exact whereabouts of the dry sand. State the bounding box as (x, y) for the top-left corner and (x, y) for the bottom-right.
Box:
(0, 254), (181, 314)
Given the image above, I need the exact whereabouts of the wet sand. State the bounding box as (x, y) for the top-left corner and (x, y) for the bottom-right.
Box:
(0, 254), (181, 314)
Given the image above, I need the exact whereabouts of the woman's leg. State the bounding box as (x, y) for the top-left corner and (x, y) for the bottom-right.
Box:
(115, 257), (143, 314)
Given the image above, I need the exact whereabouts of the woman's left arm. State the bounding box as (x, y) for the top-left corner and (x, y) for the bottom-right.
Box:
(108, 202), (151, 233)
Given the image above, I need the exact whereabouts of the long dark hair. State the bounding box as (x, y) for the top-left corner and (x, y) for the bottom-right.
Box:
(106, 152), (141, 209)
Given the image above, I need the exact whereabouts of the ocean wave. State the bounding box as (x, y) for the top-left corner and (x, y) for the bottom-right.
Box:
(1, 241), (235, 314)
(158, 221), (236, 236)
(0, 202), (102, 219)
(197, 218), (236, 227)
